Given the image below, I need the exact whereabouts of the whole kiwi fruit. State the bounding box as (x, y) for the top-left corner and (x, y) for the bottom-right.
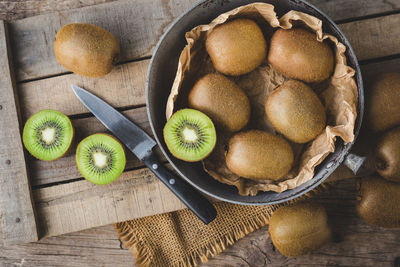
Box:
(375, 127), (400, 182)
(206, 18), (267, 76)
(268, 28), (334, 83)
(54, 23), (120, 77)
(265, 80), (326, 143)
(188, 73), (250, 132)
(356, 176), (400, 228)
(366, 73), (400, 133)
(269, 202), (331, 257)
(226, 130), (294, 180)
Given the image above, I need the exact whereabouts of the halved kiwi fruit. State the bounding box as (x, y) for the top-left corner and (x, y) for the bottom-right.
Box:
(23, 109), (74, 161)
(76, 133), (126, 185)
(163, 109), (216, 162)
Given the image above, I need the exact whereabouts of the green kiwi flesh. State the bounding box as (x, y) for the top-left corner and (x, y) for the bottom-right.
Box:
(163, 109), (216, 162)
(375, 127), (400, 182)
(76, 133), (126, 185)
(269, 202), (331, 257)
(23, 109), (74, 161)
(356, 176), (400, 228)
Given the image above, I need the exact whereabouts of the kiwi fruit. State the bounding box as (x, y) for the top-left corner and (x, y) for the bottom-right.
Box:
(375, 127), (400, 182)
(54, 23), (120, 77)
(226, 130), (294, 180)
(356, 176), (400, 228)
(206, 18), (267, 76)
(268, 28), (334, 83)
(269, 202), (331, 257)
(76, 133), (126, 185)
(23, 109), (74, 161)
(188, 73), (250, 132)
(163, 109), (216, 162)
(265, 80), (326, 143)
(366, 73), (400, 133)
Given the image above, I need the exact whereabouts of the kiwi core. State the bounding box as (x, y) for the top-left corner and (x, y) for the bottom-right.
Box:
(178, 123), (204, 149)
(36, 122), (62, 148)
(89, 146), (113, 172)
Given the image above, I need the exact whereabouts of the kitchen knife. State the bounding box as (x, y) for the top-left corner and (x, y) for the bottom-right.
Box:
(71, 85), (217, 224)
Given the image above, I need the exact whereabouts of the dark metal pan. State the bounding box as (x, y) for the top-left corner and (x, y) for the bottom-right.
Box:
(146, 0), (364, 205)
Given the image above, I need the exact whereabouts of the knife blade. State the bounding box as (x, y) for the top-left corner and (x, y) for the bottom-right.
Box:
(71, 85), (217, 224)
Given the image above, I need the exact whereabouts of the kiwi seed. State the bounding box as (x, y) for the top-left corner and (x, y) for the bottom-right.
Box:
(163, 109), (216, 162)
(23, 109), (74, 161)
(76, 133), (126, 185)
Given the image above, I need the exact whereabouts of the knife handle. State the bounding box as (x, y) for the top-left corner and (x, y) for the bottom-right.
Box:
(143, 152), (217, 224)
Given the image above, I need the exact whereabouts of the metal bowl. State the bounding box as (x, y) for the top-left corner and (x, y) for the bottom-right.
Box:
(146, 0), (364, 205)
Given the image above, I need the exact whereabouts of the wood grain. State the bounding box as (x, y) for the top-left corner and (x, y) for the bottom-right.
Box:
(8, 0), (198, 82)
(17, 13), (400, 121)
(340, 14), (400, 61)
(8, 0), (400, 82)
(204, 181), (400, 267)
(0, 20), (38, 245)
(19, 60), (148, 120)
(29, 107), (165, 186)
(33, 165), (187, 238)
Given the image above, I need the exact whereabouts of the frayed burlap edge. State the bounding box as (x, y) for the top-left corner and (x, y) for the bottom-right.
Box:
(114, 183), (332, 267)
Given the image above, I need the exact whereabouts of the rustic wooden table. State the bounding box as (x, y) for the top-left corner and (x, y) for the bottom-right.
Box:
(1, 0), (400, 266)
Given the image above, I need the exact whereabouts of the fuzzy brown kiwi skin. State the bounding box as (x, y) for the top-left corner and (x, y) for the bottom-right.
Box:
(356, 176), (400, 228)
(269, 202), (331, 257)
(366, 73), (400, 133)
(188, 73), (250, 132)
(226, 130), (294, 180)
(265, 80), (326, 144)
(375, 127), (400, 182)
(268, 28), (334, 83)
(206, 18), (267, 76)
(54, 23), (120, 77)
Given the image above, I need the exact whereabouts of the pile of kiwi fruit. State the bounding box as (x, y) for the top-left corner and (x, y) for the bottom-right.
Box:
(164, 18), (331, 183)
(22, 23), (126, 185)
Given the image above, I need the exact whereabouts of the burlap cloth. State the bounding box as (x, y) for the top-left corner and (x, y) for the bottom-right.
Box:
(114, 183), (331, 266)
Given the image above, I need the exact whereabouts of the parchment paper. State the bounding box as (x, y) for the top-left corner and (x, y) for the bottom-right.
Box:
(165, 3), (358, 196)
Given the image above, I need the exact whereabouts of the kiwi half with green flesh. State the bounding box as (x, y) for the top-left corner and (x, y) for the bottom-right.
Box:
(269, 202), (331, 257)
(375, 127), (400, 182)
(23, 109), (74, 161)
(76, 133), (126, 185)
(164, 109), (216, 162)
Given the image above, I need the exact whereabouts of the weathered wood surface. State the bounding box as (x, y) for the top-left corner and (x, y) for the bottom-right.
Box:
(8, 0), (400, 82)
(1, 0), (400, 265)
(0, 20), (38, 245)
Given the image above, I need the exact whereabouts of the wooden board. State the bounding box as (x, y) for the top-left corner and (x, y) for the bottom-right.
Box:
(1, 0), (400, 245)
(0, 21), (38, 245)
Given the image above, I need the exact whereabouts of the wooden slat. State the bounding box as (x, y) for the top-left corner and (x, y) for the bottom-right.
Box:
(33, 166), (188, 238)
(340, 14), (400, 60)
(19, 60), (148, 120)
(8, 0), (400, 82)
(18, 13), (400, 121)
(29, 107), (165, 186)
(8, 0), (198, 82)
(0, 21), (38, 245)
